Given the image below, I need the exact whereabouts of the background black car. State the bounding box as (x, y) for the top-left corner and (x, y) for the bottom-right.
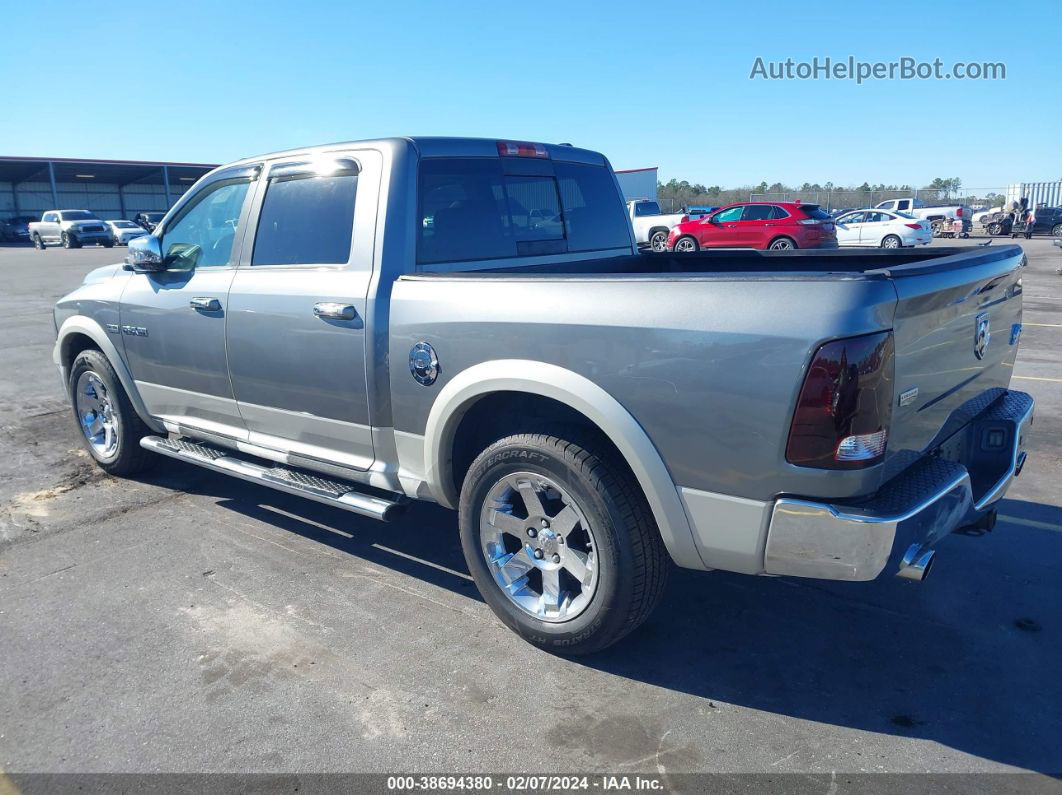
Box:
(1030, 206), (1062, 236)
(133, 211), (166, 231)
(0, 215), (34, 242)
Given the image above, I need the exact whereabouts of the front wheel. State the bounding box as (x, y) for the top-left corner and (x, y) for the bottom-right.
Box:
(459, 432), (670, 655)
(673, 235), (699, 253)
(32, 234), (45, 249)
(881, 235), (902, 249)
(988, 223), (1002, 236)
(1052, 224), (1062, 237)
(103, 238), (114, 248)
(768, 237), (796, 250)
(61, 232), (80, 249)
(648, 230), (669, 252)
(68, 349), (153, 476)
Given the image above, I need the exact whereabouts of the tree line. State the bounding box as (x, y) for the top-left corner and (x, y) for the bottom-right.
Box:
(656, 176), (1005, 212)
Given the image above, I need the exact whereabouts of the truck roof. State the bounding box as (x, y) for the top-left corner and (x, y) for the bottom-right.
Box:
(224, 137), (608, 176)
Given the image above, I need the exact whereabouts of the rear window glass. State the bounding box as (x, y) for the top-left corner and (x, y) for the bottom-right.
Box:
(62, 211), (98, 221)
(633, 201), (661, 216)
(417, 158), (629, 264)
(252, 172), (357, 266)
(800, 207), (833, 220)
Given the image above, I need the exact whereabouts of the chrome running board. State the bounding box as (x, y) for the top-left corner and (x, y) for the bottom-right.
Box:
(140, 435), (406, 521)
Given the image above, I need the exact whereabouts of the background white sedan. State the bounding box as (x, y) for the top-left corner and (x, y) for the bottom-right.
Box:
(105, 219), (149, 246)
(833, 209), (932, 248)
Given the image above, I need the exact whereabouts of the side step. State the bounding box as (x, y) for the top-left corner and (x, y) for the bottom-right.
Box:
(140, 435), (406, 521)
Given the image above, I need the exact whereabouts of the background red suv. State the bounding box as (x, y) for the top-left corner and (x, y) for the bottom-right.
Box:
(667, 202), (837, 251)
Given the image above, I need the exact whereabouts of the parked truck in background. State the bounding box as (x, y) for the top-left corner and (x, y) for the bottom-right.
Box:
(626, 199), (687, 251)
(874, 198), (971, 235)
(53, 137), (1033, 654)
(29, 210), (114, 249)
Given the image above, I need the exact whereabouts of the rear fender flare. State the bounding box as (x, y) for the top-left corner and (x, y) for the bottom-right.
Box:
(422, 359), (706, 569)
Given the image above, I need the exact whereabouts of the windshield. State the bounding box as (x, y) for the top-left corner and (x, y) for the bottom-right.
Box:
(112, 220), (139, 228)
(62, 211), (99, 221)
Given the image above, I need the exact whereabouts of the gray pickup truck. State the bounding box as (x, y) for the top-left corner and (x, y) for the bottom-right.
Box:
(53, 137), (1034, 653)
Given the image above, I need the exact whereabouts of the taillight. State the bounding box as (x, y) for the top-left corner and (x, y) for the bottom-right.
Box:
(496, 140), (549, 159)
(904, 223), (922, 230)
(786, 331), (895, 469)
(797, 219), (821, 225)
(680, 215), (689, 223)
(956, 207), (963, 217)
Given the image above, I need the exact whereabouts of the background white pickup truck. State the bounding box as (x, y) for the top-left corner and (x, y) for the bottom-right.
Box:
(28, 210), (114, 249)
(874, 198), (970, 234)
(627, 199), (687, 251)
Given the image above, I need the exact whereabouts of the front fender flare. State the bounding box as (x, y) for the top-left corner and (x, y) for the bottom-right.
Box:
(54, 316), (164, 433)
(423, 359), (706, 569)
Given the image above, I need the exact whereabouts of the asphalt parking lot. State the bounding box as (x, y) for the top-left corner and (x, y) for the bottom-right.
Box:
(1, 238), (1060, 782)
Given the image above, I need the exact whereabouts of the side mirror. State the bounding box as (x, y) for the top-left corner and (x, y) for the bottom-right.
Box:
(124, 234), (165, 272)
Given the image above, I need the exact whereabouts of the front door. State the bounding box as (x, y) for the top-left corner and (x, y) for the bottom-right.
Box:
(834, 211), (865, 245)
(701, 205), (745, 247)
(225, 149), (379, 471)
(118, 164), (259, 438)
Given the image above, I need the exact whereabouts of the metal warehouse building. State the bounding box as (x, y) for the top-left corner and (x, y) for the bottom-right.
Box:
(0, 156), (217, 222)
(614, 166), (658, 201)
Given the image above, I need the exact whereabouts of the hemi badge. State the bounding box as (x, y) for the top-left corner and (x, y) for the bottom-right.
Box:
(899, 387), (919, 407)
(105, 323), (120, 334)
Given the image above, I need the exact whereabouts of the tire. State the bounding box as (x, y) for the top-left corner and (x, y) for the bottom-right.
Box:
(768, 237), (796, 250)
(62, 232), (80, 249)
(68, 349), (153, 476)
(103, 238), (114, 248)
(32, 234), (45, 250)
(648, 229), (669, 253)
(988, 223), (1002, 236)
(673, 235), (699, 253)
(1052, 224), (1062, 237)
(458, 431), (670, 655)
(881, 235), (902, 249)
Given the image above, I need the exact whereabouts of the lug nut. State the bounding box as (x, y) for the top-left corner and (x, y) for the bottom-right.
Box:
(552, 554), (561, 564)
(541, 519), (550, 529)
(533, 549), (544, 559)
(526, 528), (537, 538)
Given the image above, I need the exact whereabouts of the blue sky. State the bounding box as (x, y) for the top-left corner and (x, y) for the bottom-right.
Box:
(1, 0), (1057, 192)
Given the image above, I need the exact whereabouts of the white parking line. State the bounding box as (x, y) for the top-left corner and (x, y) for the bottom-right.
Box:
(1000, 515), (1062, 533)
(1013, 376), (1062, 383)
(1024, 323), (1062, 328)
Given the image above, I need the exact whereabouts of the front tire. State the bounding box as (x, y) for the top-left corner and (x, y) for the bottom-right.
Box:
(103, 238), (114, 248)
(673, 235), (699, 253)
(988, 222), (1002, 236)
(32, 234), (45, 249)
(459, 431), (670, 655)
(881, 235), (902, 249)
(62, 232), (80, 249)
(1052, 224), (1062, 237)
(68, 349), (152, 476)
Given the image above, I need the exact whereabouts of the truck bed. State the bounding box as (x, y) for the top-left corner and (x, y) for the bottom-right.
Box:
(417, 244), (1022, 279)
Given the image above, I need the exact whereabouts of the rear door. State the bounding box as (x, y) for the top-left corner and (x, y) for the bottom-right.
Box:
(860, 211), (892, 246)
(735, 204), (774, 247)
(224, 149), (381, 471)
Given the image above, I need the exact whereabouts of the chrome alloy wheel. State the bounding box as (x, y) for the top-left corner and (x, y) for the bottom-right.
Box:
(674, 236), (697, 252)
(479, 472), (599, 623)
(75, 370), (119, 458)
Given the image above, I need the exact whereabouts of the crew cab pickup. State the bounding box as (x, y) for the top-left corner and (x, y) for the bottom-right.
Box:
(627, 199), (687, 251)
(30, 210), (115, 249)
(53, 137), (1033, 654)
(875, 198), (971, 234)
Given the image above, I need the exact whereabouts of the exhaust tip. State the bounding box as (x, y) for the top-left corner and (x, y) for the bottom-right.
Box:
(897, 544), (935, 582)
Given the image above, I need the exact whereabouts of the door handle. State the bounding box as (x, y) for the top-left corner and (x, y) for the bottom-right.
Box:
(189, 297), (221, 312)
(313, 302), (357, 321)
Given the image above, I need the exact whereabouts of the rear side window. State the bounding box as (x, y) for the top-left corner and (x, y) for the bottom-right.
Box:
(252, 172), (358, 266)
(770, 205), (790, 219)
(741, 205), (774, 221)
(417, 158), (629, 264)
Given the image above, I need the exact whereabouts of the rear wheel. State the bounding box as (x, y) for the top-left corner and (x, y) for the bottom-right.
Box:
(1052, 224), (1062, 237)
(988, 222), (1002, 236)
(768, 236), (796, 250)
(68, 349), (152, 476)
(648, 229), (669, 252)
(459, 431), (670, 655)
(881, 235), (902, 249)
(673, 235), (699, 253)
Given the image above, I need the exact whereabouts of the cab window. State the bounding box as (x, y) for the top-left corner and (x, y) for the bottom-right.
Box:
(161, 178), (251, 268)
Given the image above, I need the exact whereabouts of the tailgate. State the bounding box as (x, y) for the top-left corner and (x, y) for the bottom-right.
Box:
(885, 245), (1024, 473)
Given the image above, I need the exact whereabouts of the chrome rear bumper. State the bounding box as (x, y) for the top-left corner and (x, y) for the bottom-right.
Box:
(764, 390), (1033, 581)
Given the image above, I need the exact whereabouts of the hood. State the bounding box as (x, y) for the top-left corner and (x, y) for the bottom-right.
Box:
(82, 263), (125, 284)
